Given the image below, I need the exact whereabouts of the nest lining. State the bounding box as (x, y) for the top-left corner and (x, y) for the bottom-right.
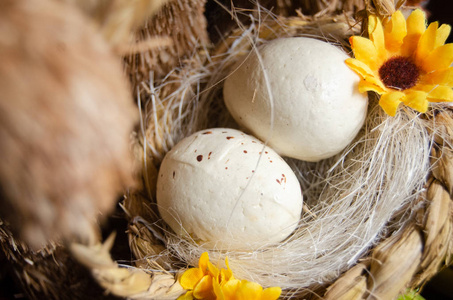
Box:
(130, 8), (452, 297)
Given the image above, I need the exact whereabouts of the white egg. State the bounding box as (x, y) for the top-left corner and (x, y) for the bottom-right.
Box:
(223, 37), (368, 162)
(156, 128), (303, 250)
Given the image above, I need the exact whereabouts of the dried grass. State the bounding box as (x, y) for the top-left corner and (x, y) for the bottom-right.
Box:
(124, 0), (209, 94)
(59, 0), (170, 50)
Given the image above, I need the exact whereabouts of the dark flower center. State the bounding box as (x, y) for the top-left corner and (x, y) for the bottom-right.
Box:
(378, 56), (420, 90)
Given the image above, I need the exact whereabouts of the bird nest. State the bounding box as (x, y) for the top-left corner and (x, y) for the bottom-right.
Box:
(1, 0), (452, 299)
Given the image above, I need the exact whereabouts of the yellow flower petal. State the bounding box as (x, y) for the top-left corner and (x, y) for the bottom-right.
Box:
(402, 34), (420, 58)
(180, 268), (204, 290)
(435, 24), (451, 48)
(178, 291), (195, 300)
(421, 44), (453, 73)
(236, 280), (264, 300)
(415, 22), (438, 63)
(379, 91), (405, 116)
(406, 9), (427, 35)
(219, 269), (231, 285)
(225, 256), (231, 270)
(421, 68), (453, 86)
(427, 86), (453, 102)
(368, 14), (387, 60)
(261, 287), (282, 300)
(358, 76), (387, 94)
(415, 84), (453, 102)
(383, 10), (407, 53)
(402, 9), (426, 57)
(350, 36), (382, 69)
(193, 275), (216, 300)
(345, 58), (376, 78)
(403, 90), (429, 113)
(207, 260), (220, 279)
(221, 278), (241, 298)
(220, 257), (234, 283)
(212, 279), (225, 300)
(199, 252), (210, 273)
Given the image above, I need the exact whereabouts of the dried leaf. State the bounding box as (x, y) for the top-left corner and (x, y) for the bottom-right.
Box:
(324, 263), (368, 300)
(368, 226), (422, 300)
(411, 180), (453, 286)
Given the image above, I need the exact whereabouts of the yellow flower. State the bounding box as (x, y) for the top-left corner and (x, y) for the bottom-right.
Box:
(178, 252), (281, 300)
(346, 9), (453, 116)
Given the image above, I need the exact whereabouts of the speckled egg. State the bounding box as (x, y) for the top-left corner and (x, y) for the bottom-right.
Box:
(156, 128), (303, 250)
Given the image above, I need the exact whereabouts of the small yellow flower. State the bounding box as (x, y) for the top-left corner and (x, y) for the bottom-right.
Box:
(178, 252), (281, 300)
(346, 9), (453, 116)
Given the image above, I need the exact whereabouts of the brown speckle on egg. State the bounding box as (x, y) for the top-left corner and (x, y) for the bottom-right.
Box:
(197, 155), (203, 162)
(203, 131), (213, 135)
(243, 150), (247, 154)
(226, 136), (234, 140)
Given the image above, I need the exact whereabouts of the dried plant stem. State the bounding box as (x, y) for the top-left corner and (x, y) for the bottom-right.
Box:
(70, 234), (185, 299)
